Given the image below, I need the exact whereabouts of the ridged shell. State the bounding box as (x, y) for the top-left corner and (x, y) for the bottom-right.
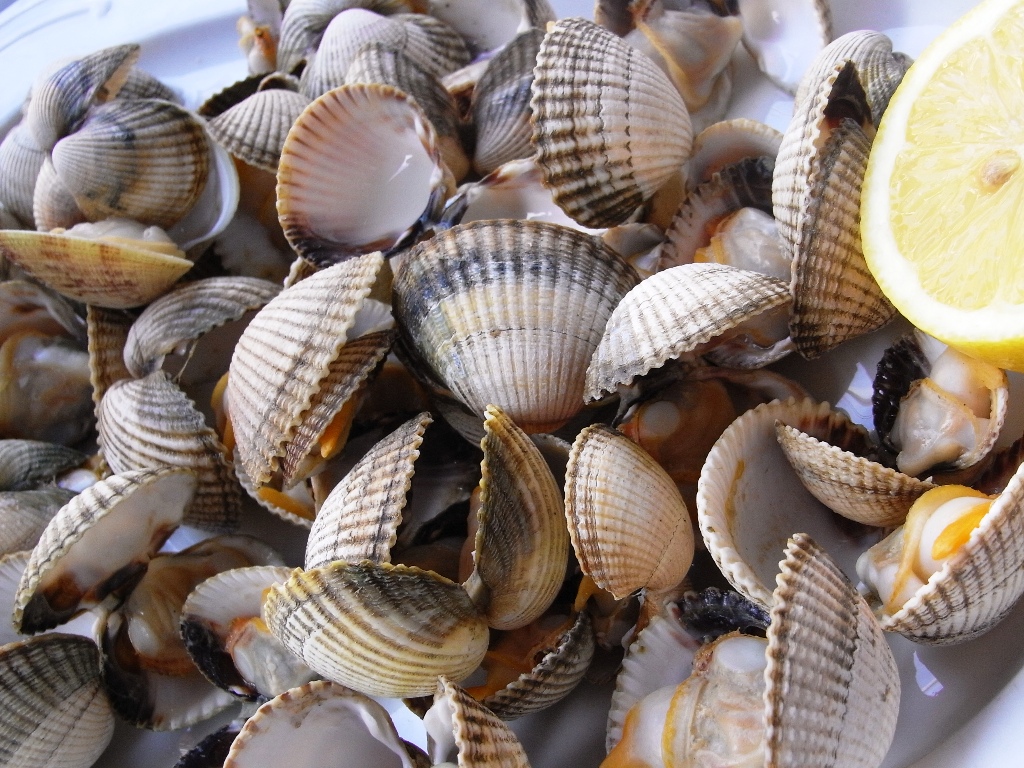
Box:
(0, 229), (192, 309)
(277, 84), (452, 266)
(776, 420), (935, 527)
(25, 44), (140, 152)
(197, 74), (264, 119)
(877, 458), (1024, 644)
(585, 262), (791, 401)
(464, 405), (568, 631)
(0, 488), (77, 555)
(305, 412), (430, 569)
(124, 276), (281, 378)
(227, 252), (383, 488)
(393, 219), (639, 433)
(207, 89), (311, 173)
(773, 60), (895, 358)
(0, 440), (86, 492)
(276, 0), (420, 74)
(661, 155), (775, 270)
(51, 99), (211, 229)
(86, 305), (133, 406)
(224, 680), (420, 768)
(0, 634), (115, 768)
(96, 372), (242, 532)
(180, 564), (310, 699)
(427, 677), (530, 767)
(471, 28), (542, 176)
(0, 122), (47, 227)
(530, 17), (693, 227)
(766, 534), (899, 767)
(686, 118), (783, 189)
(697, 397), (884, 607)
(13, 467), (194, 633)
(33, 156), (87, 232)
(565, 424), (694, 600)
(480, 609), (594, 720)
(345, 42), (469, 181)
(793, 30), (912, 128)
(264, 561), (490, 698)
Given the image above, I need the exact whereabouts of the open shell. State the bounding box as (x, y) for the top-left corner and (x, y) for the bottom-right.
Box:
(277, 83), (453, 265)
(13, 467), (194, 634)
(530, 17), (693, 227)
(393, 219), (639, 434)
(424, 677), (530, 767)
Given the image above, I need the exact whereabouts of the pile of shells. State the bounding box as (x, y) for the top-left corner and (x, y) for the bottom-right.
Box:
(1, 1), (1023, 768)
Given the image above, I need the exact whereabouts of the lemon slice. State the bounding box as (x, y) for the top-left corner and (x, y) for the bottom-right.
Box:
(861, 0), (1024, 371)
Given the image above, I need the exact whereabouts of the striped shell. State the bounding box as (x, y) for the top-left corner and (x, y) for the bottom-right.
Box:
(86, 305), (133, 406)
(207, 88), (311, 173)
(227, 252), (383, 488)
(530, 17), (693, 227)
(565, 424), (694, 600)
(0, 488), (77, 556)
(425, 677), (530, 766)
(264, 561), (490, 698)
(0, 440), (86, 492)
(393, 219), (639, 433)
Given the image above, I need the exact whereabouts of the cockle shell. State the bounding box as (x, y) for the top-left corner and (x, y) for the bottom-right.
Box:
(85, 305), (133, 406)
(0, 122), (46, 227)
(305, 412), (430, 568)
(0, 633), (115, 768)
(264, 561), (490, 698)
(530, 17), (693, 227)
(697, 397), (884, 607)
(13, 467), (195, 634)
(773, 59), (895, 358)
(463, 404), (568, 631)
(207, 88), (311, 173)
(392, 219), (639, 433)
(585, 262), (791, 401)
(0, 229), (192, 309)
(345, 42), (469, 181)
(470, 28), (542, 176)
(775, 419), (935, 527)
(426, 0), (555, 55)
(223, 680), (423, 768)
(686, 119), (782, 190)
(227, 252), (384, 488)
(33, 156), (87, 232)
(565, 423), (694, 600)
(25, 44), (140, 152)
(424, 677), (530, 767)
(277, 84), (453, 265)
(123, 276), (281, 378)
(96, 372), (243, 532)
(0, 440), (86, 492)
(871, 459), (1024, 645)
(180, 564), (316, 699)
(0, 488), (77, 556)
(275, 0), (423, 74)
(51, 99), (212, 229)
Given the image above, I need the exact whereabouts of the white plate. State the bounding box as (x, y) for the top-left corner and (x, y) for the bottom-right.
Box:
(2, 0), (1022, 766)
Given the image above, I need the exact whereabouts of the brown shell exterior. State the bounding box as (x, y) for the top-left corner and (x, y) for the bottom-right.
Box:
(207, 89), (311, 172)
(124, 276), (281, 378)
(0, 230), (192, 310)
(530, 17), (693, 227)
(564, 424), (693, 600)
(776, 421), (934, 527)
(436, 677), (530, 767)
(96, 372), (242, 532)
(393, 219), (639, 433)
(264, 561), (490, 698)
(304, 411), (431, 570)
(585, 262), (790, 401)
(766, 534), (899, 767)
(465, 404), (568, 631)
(0, 634), (114, 768)
(227, 252), (383, 488)
(86, 305), (134, 406)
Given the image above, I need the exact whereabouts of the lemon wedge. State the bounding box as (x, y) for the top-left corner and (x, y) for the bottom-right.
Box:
(861, 0), (1024, 371)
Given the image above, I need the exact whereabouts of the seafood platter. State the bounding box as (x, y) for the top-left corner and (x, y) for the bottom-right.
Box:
(0, 0), (1022, 766)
